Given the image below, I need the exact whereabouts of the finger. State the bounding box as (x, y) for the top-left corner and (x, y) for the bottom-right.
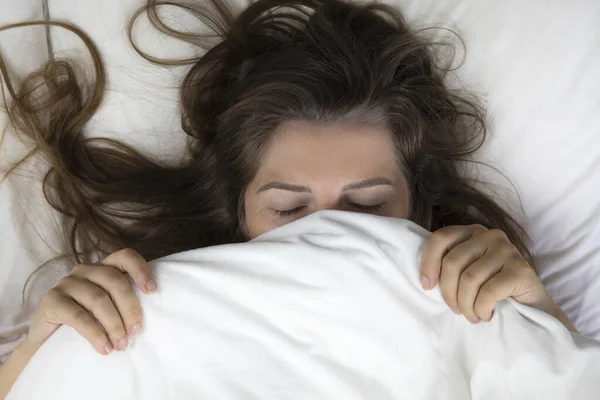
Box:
(100, 248), (156, 294)
(419, 224), (486, 290)
(45, 290), (113, 355)
(473, 262), (533, 321)
(75, 264), (144, 337)
(56, 276), (128, 351)
(439, 232), (493, 312)
(456, 250), (506, 322)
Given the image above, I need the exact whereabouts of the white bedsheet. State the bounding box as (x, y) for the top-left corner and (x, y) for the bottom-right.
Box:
(7, 211), (600, 400)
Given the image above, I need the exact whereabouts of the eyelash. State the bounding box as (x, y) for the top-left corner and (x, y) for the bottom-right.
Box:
(274, 203), (383, 218)
(275, 206), (306, 218)
(352, 203), (383, 213)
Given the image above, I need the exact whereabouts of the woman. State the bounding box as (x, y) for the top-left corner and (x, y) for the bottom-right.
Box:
(0, 0), (577, 396)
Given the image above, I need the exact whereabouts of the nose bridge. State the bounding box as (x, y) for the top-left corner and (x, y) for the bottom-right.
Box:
(314, 193), (343, 212)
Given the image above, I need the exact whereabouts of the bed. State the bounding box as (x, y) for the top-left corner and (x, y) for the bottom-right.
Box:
(1, 0), (599, 365)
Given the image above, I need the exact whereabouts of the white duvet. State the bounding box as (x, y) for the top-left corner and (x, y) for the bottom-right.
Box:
(6, 211), (600, 400)
(2, 0), (600, 366)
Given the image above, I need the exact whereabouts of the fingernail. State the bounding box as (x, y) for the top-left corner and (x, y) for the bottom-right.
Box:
(420, 276), (430, 290)
(450, 307), (461, 315)
(129, 324), (142, 336)
(117, 338), (128, 351)
(145, 280), (157, 292)
(104, 343), (113, 355)
(467, 317), (481, 324)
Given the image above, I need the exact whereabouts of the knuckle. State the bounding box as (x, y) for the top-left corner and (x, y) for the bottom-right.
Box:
(488, 228), (508, 241)
(499, 243), (519, 258)
(460, 269), (478, 284)
(516, 258), (533, 270)
(46, 287), (63, 301)
(517, 263), (536, 280)
(111, 275), (134, 294)
(441, 253), (462, 270)
(478, 283), (496, 299)
(71, 264), (88, 275)
(508, 258), (532, 275)
(90, 290), (112, 306)
(56, 275), (74, 289)
(471, 224), (488, 233)
(73, 308), (93, 323)
(101, 265), (124, 277)
(431, 227), (453, 242)
(102, 266), (129, 284)
(117, 248), (141, 261)
(42, 289), (63, 309)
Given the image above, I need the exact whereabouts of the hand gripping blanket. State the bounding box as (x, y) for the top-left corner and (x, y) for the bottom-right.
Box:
(7, 211), (600, 399)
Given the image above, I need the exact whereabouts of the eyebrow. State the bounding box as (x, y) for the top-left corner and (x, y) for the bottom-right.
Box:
(257, 177), (393, 193)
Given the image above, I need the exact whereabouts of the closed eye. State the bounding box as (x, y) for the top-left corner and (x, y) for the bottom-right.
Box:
(274, 206), (306, 218)
(350, 203), (383, 213)
(274, 203), (383, 218)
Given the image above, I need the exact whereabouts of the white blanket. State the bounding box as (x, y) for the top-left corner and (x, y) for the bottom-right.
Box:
(7, 211), (600, 400)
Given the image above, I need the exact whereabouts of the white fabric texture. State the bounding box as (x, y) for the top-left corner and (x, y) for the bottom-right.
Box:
(6, 211), (600, 400)
(1, 0), (600, 362)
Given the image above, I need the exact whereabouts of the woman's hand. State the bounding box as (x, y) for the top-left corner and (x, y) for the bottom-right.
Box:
(419, 224), (567, 326)
(25, 248), (156, 356)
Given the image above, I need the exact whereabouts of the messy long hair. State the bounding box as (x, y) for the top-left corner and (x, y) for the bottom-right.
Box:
(0, 0), (531, 267)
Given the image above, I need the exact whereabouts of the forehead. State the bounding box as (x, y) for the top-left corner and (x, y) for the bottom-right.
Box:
(256, 120), (399, 178)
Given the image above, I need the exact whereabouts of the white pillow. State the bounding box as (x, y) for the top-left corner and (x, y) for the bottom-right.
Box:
(46, 0), (198, 160)
(0, 0), (48, 82)
(7, 212), (600, 400)
(45, 0), (600, 338)
(1, 0), (599, 354)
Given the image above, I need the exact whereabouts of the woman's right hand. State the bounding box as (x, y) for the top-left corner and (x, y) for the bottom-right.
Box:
(24, 248), (157, 355)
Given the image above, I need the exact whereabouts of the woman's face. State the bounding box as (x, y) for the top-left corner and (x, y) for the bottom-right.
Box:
(244, 120), (411, 239)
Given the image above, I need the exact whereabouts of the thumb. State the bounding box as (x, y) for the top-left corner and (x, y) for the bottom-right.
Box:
(100, 248), (156, 294)
(419, 238), (442, 290)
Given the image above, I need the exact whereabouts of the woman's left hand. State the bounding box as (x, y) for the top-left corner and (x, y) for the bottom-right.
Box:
(419, 224), (557, 324)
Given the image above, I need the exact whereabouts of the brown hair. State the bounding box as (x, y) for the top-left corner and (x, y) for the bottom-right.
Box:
(0, 0), (531, 268)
